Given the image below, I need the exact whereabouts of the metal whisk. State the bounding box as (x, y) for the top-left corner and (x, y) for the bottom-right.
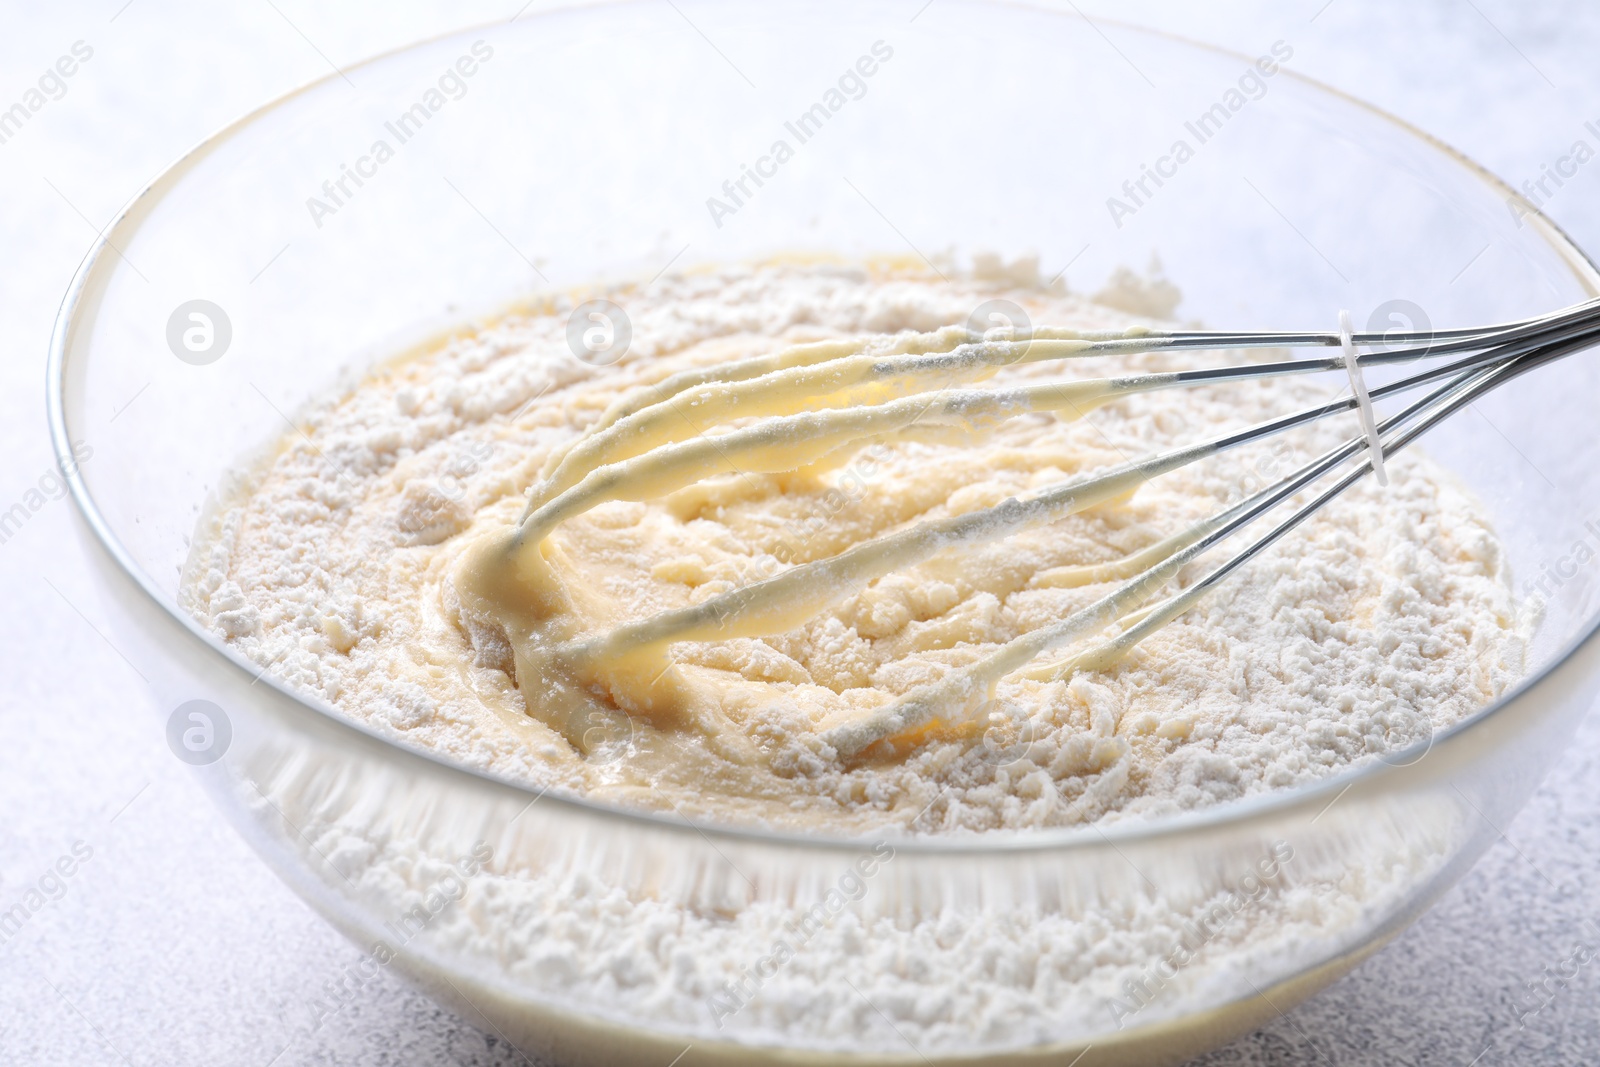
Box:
(493, 297), (1600, 761)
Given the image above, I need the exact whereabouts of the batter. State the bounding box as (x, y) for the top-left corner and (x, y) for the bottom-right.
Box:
(182, 259), (1528, 833)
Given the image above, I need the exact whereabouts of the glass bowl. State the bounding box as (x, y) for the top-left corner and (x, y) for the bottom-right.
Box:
(48, 2), (1600, 1064)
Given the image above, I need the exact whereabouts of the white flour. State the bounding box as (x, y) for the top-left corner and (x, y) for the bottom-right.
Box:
(186, 260), (1529, 1055)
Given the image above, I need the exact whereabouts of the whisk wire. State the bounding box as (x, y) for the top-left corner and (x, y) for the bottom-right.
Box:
(494, 296), (1599, 758)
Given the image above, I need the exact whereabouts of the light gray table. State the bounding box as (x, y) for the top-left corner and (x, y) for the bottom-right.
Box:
(3, 2), (1596, 1063)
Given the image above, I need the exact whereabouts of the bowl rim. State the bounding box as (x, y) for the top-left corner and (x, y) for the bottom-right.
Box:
(46, 0), (1600, 857)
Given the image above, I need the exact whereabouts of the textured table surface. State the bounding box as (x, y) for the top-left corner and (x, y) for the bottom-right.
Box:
(3, 2), (1598, 1064)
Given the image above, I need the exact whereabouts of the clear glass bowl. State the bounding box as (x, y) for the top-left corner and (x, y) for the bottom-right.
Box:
(48, 3), (1600, 1064)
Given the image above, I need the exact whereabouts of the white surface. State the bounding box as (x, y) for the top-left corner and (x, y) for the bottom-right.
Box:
(2, 2), (1598, 1064)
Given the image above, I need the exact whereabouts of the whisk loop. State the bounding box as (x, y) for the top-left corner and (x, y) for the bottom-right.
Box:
(1339, 308), (1388, 487)
(478, 297), (1600, 761)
